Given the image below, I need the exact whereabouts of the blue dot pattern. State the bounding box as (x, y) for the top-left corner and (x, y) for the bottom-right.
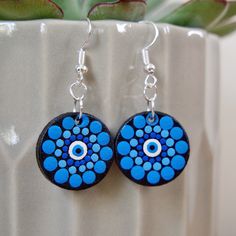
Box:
(115, 111), (190, 186)
(36, 112), (113, 190)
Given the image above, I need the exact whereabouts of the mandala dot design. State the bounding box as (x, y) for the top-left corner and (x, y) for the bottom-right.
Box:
(115, 111), (190, 186)
(36, 112), (114, 190)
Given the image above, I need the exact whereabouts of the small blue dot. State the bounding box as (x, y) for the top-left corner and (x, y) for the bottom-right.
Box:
(91, 154), (99, 162)
(160, 116), (174, 130)
(59, 160), (66, 168)
(162, 145), (168, 151)
(143, 162), (152, 171)
(160, 138), (166, 144)
(63, 130), (71, 139)
(131, 166), (145, 180)
(82, 171), (96, 184)
(130, 139), (138, 147)
(150, 132), (156, 138)
(137, 145), (142, 151)
(167, 148), (175, 157)
(145, 126), (152, 133)
(156, 156), (161, 161)
(56, 139), (64, 147)
(87, 150), (93, 156)
(69, 166), (76, 174)
(156, 134), (161, 139)
(139, 151), (144, 157)
(86, 161), (94, 169)
(65, 140), (71, 145)
(67, 159), (74, 166)
(92, 144), (100, 152)
(80, 160), (85, 165)
(143, 156), (148, 161)
(90, 121), (102, 134)
(161, 130), (169, 138)
(82, 128), (89, 136)
(136, 130), (144, 137)
(73, 127), (80, 135)
(88, 143), (93, 148)
(162, 157), (170, 165)
(62, 117), (75, 130)
(83, 137), (89, 143)
(54, 169), (69, 184)
(79, 165), (86, 172)
(100, 147), (113, 161)
(170, 127), (184, 140)
(154, 126), (161, 133)
(48, 126), (62, 140)
(175, 141), (189, 154)
(130, 150), (138, 158)
(42, 140), (55, 154)
(55, 149), (62, 157)
(144, 134), (149, 139)
(133, 115), (146, 129)
(43, 156), (57, 172)
(121, 125), (134, 139)
(117, 141), (130, 156)
(69, 174), (82, 188)
(147, 171), (160, 184)
(161, 152), (167, 157)
(153, 162), (162, 171)
(62, 153), (68, 159)
(166, 138), (174, 147)
(94, 160), (106, 174)
(89, 134), (97, 143)
(62, 146), (68, 152)
(75, 161), (80, 167)
(85, 156), (91, 162)
(70, 135), (76, 142)
(120, 157), (134, 170)
(135, 157), (143, 165)
(97, 132), (110, 146)
(161, 167), (175, 181)
(139, 138), (145, 144)
(77, 134), (83, 140)
(171, 155), (186, 170)
(150, 158), (155, 164)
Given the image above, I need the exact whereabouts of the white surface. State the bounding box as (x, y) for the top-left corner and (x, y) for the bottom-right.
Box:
(0, 20), (233, 236)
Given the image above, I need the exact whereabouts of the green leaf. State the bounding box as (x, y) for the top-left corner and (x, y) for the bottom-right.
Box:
(0, 0), (63, 20)
(146, 0), (164, 13)
(209, 21), (236, 36)
(88, 0), (146, 21)
(159, 0), (226, 29)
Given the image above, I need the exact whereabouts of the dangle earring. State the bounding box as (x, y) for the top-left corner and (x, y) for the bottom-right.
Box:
(36, 19), (114, 190)
(115, 21), (190, 186)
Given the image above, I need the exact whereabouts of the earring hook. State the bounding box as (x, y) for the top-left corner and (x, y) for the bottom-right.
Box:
(139, 21), (159, 71)
(80, 17), (93, 50)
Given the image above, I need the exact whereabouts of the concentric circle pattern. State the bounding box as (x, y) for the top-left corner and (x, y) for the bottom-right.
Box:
(115, 111), (190, 186)
(36, 113), (113, 190)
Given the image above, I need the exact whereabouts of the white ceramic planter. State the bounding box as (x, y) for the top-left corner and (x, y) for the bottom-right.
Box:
(0, 20), (219, 236)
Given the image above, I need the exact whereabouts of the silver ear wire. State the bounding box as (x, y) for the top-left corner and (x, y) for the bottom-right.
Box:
(139, 21), (159, 120)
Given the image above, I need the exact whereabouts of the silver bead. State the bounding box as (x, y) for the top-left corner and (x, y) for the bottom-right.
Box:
(144, 63), (156, 74)
(75, 65), (88, 74)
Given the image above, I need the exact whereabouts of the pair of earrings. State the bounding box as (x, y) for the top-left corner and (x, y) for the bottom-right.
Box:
(36, 19), (190, 190)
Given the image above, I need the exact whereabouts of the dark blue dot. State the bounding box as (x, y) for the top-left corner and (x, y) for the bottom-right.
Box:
(85, 156), (91, 162)
(143, 156), (148, 161)
(87, 150), (92, 155)
(156, 156), (161, 161)
(62, 153), (68, 159)
(156, 134), (161, 139)
(144, 134), (149, 139)
(65, 140), (71, 145)
(150, 158), (155, 164)
(139, 151), (144, 157)
(77, 134), (83, 140)
(88, 143), (93, 148)
(75, 161), (80, 167)
(160, 138), (166, 144)
(161, 152), (167, 157)
(150, 132), (156, 138)
(62, 146), (68, 152)
(137, 145), (142, 151)
(83, 137), (89, 143)
(67, 159), (74, 166)
(70, 135), (76, 141)
(80, 160), (86, 165)
(139, 138), (145, 144)
(162, 145), (168, 151)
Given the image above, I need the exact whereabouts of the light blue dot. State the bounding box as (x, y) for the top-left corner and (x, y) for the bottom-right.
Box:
(136, 130), (144, 137)
(82, 128), (89, 135)
(69, 166), (76, 174)
(56, 139), (64, 147)
(77, 114), (89, 128)
(161, 167), (175, 181)
(160, 116), (174, 130)
(90, 121), (102, 134)
(130, 150), (138, 158)
(135, 157), (143, 165)
(63, 130), (71, 139)
(54, 169), (69, 184)
(94, 160), (106, 174)
(48, 126), (62, 140)
(100, 147), (113, 161)
(154, 125), (161, 133)
(166, 138), (174, 147)
(62, 117), (75, 130)
(170, 127), (184, 140)
(145, 126), (152, 133)
(82, 171), (96, 184)
(73, 127), (80, 135)
(153, 162), (162, 171)
(117, 141), (130, 156)
(175, 141), (189, 154)
(91, 154), (99, 162)
(147, 171), (160, 184)
(79, 165), (86, 172)
(131, 166), (145, 180)
(143, 162), (152, 171)
(161, 130), (169, 138)
(97, 132), (110, 146)
(43, 156), (57, 172)
(120, 157), (134, 170)
(121, 125), (134, 139)
(162, 158), (170, 165)
(92, 144), (101, 152)
(130, 139), (138, 147)
(42, 140), (55, 154)
(69, 174), (82, 188)
(171, 155), (186, 170)
(134, 115), (146, 128)
(86, 162), (94, 169)
(89, 135), (97, 143)
(55, 149), (62, 157)
(59, 160), (66, 168)
(167, 148), (175, 157)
